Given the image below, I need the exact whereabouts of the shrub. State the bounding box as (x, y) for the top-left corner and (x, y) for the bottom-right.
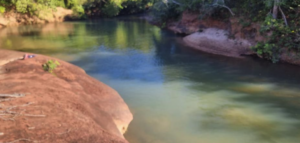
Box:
(16, 0), (29, 13)
(42, 60), (60, 74)
(0, 6), (5, 13)
(151, 1), (181, 22)
(102, 1), (121, 17)
(252, 14), (300, 63)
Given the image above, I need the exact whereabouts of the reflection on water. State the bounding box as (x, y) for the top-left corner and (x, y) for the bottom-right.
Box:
(1, 17), (300, 143)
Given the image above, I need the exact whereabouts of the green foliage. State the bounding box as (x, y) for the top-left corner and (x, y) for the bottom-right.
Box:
(0, 0), (155, 17)
(252, 42), (280, 63)
(151, 1), (181, 22)
(120, 0), (156, 15)
(83, 0), (156, 17)
(102, 1), (121, 17)
(151, 0), (234, 22)
(0, 6), (5, 13)
(16, 0), (29, 13)
(252, 14), (300, 63)
(42, 60), (60, 74)
(72, 5), (85, 18)
(0, 0), (74, 15)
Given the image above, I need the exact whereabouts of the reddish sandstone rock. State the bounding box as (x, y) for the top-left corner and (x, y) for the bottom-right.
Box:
(0, 50), (132, 143)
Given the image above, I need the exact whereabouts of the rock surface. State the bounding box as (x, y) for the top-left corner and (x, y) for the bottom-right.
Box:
(0, 50), (132, 143)
(183, 28), (254, 58)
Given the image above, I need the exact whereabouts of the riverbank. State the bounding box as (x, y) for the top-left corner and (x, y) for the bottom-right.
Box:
(162, 11), (259, 58)
(0, 50), (132, 142)
(152, 10), (300, 66)
(0, 7), (74, 28)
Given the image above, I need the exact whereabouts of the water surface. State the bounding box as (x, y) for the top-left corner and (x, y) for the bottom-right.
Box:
(1, 17), (300, 143)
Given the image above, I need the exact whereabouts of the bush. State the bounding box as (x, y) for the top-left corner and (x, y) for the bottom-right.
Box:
(252, 14), (300, 63)
(16, 0), (29, 13)
(0, 6), (5, 13)
(120, 0), (156, 15)
(0, 0), (80, 15)
(72, 5), (85, 18)
(42, 60), (60, 74)
(102, 1), (121, 17)
(150, 0), (232, 22)
(151, 1), (181, 22)
(0, 0), (155, 17)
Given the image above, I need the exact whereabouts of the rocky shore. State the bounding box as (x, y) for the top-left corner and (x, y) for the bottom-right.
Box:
(0, 50), (133, 142)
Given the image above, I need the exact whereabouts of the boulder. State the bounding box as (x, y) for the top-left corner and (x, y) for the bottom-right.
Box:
(183, 28), (254, 58)
(0, 50), (132, 143)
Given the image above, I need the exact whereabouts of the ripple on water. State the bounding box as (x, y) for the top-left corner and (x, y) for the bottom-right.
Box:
(197, 90), (300, 143)
(91, 74), (300, 143)
(231, 82), (276, 94)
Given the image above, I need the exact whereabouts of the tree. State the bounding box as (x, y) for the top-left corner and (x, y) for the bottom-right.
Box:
(267, 0), (288, 26)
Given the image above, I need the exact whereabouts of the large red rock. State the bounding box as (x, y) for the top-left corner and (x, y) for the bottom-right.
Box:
(0, 50), (133, 143)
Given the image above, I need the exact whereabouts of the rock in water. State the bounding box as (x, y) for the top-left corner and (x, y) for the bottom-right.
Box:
(0, 50), (133, 143)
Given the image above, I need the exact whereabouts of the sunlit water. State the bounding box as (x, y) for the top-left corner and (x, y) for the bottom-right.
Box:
(1, 17), (300, 143)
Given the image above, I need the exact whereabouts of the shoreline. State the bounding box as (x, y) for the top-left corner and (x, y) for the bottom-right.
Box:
(145, 11), (300, 66)
(1, 11), (300, 67)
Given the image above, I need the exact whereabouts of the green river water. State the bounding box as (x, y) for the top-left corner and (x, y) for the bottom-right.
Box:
(1, 17), (300, 143)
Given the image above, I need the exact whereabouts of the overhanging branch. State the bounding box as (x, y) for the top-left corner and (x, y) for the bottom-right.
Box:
(213, 4), (235, 16)
(279, 6), (288, 27)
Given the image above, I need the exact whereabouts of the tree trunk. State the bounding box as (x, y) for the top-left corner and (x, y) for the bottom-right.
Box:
(279, 6), (288, 27)
(272, 0), (279, 19)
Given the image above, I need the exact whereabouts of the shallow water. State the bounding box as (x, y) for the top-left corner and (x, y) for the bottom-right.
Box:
(1, 17), (300, 143)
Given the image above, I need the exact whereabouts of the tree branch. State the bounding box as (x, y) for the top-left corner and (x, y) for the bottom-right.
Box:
(213, 4), (235, 16)
(172, 0), (183, 6)
(279, 6), (288, 27)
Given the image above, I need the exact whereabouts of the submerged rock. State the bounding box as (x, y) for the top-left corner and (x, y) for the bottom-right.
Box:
(0, 50), (132, 142)
(231, 83), (275, 94)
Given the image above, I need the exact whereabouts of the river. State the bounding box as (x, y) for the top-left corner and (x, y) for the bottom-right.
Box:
(1, 17), (300, 143)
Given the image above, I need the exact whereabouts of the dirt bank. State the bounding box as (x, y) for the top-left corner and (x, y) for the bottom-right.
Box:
(0, 50), (133, 143)
(0, 7), (73, 28)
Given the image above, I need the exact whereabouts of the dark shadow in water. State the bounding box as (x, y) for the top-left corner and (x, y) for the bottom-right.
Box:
(152, 32), (300, 87)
